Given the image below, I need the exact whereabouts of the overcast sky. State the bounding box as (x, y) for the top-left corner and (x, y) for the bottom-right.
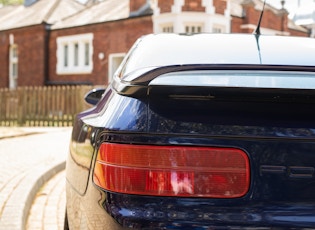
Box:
(272, 0), (313, 17)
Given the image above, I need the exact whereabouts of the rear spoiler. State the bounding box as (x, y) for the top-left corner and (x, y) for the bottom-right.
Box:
(112, 64), (315, 103)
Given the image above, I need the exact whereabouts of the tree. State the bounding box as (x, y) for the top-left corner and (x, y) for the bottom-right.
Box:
(0, 0), (23, 6)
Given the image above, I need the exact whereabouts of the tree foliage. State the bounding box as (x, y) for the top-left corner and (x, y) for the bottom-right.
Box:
(0, 0), (23, 6)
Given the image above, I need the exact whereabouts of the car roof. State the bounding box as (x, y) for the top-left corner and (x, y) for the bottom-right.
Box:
(120, 33), (315, 78)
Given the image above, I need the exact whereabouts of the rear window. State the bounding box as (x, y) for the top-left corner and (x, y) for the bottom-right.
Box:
(149, 70), (315, 90)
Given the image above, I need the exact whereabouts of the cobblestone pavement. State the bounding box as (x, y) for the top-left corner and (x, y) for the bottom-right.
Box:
(26, 170), (66, 230)
(0, 127), (71, 230)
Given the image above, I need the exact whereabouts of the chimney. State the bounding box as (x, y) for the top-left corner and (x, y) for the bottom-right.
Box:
(130, 0), (147, 12)
(24, 0), (38, 7)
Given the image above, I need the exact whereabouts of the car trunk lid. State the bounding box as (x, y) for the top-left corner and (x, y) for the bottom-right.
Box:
(146, 69), (315, 203)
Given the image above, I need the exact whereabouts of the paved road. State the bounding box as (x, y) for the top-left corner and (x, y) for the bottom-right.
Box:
(26, 170), (66, 230)
(0, 128), (71, 230)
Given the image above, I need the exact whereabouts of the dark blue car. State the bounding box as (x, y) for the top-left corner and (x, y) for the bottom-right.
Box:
(64, 33), (315, 229)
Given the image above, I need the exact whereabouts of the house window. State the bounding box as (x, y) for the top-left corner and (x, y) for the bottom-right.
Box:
(9, 45), (18, 89)
(64, 45), (68, 67)
(212, 25), (226, 33)
(108, 53), (125, 84)
(74, 43), (79, 66)
(57, 33), (93, 75)
(162, 25), (174, 33)
(84, 43), (90, 66)
(185, 25), (203, 34)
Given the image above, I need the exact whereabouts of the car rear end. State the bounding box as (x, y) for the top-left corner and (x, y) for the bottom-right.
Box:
(66, 34), (315, 229)
(93, 71), (315, 228)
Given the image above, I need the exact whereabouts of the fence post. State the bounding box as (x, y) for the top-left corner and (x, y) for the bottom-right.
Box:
(16, 87), (22, 126)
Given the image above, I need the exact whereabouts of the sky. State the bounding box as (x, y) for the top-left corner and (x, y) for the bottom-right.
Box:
(271, 0), (313, 17)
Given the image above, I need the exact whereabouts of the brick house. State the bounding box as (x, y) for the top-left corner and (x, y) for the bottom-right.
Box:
(0, 0), (84, 88)
(0, 0), (308, 89)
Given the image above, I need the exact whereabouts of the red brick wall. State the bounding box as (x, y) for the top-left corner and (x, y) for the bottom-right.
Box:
(231, 16), (244, 33)
(262, 9), (283, 31)
(158, 0), (173, 13)
(0, 32), (9, 88)
(213, 0), (227, 14)
(289, 28), (309, 37)
(49, 16), (153, 86)
(234, 4), (307, 36)
(242, 3), (258, 26)
(157, 0), (227, 13)
(18, 25), (46, 86)
(0, 24), (46, 88)
(130, 0), (147, 12)
(182, 0), (205, 12)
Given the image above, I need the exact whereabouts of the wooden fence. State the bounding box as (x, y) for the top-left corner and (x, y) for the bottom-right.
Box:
(0, 85), (94, 127)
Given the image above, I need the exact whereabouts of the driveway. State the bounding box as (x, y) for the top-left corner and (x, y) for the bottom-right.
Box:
(0, 127), (71, 230)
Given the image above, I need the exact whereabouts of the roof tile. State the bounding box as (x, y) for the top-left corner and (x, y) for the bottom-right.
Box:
(0, 0), (85, 31)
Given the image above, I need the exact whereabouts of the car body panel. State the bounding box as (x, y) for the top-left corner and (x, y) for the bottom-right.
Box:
(119, 34), (315, 79)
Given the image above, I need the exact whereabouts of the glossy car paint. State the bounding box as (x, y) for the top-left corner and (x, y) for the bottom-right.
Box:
(65, 34), (315, 229)
(119, 34), (315, 77)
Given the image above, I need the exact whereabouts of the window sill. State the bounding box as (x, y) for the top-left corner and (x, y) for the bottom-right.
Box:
(57, 68), (92, 75)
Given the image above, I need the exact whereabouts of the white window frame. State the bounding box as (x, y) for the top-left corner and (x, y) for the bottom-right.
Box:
(185, 23), (203, 34)
(152, 1), (231, 34)
(9, 44), (18, 89)
(108, 53), (126, 84)
(56, 33), (93, 75)
(212, 24), (226, 33)
(161, 23), (174, 33)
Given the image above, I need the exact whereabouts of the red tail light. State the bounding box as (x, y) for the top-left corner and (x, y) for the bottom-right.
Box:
(93, 143), (250, 198)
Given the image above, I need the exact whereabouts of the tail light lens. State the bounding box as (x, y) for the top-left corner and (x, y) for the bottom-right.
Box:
(93, 143), (250, 198)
